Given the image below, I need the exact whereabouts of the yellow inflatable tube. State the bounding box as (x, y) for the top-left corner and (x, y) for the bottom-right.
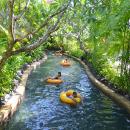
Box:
(60, 90), (81, 105)
(47, 78), (63, 84)
(60, 61), (71, 66)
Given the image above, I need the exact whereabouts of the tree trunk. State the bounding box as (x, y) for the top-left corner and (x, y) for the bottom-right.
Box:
(0, 50), (12, 72)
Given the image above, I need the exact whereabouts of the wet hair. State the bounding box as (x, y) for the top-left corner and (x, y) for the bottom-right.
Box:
(73, 91), (77, 98)
(58, 72), (61, 76)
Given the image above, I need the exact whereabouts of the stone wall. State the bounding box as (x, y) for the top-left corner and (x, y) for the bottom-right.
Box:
(0, 55), (47, 125)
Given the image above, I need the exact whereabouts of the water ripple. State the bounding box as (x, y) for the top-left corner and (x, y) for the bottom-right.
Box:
(2, 54), (130, 130)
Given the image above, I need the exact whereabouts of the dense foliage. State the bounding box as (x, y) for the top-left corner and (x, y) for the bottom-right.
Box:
(52, 0), (130, 93)
(0, 0), (68, 97)
(0, 0), (130, 98)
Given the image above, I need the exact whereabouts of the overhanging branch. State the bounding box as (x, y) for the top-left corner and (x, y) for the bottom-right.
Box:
(15, 2), (70, 43)
(15, 0), (30, 21)
(11, 10), (66, 55)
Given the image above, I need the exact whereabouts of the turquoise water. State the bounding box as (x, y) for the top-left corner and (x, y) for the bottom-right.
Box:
(1, 54), (130, 130)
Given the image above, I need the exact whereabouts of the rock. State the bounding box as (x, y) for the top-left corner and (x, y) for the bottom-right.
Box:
(22, 63), (29, 70)
(15, 75), (21, 82)
(13, 79), (19, 86)
(0, 99), (5, 106)
(125, 94), (129, 99)
(21, 69), (24, 74)
(4, 94), (11, 102)
(17, 70), (23, 77)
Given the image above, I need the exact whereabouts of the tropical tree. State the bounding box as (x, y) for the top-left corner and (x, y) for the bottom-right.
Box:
(0, 0), (70, 71)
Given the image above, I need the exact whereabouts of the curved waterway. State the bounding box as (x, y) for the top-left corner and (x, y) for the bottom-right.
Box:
(2, 54), (130, 130)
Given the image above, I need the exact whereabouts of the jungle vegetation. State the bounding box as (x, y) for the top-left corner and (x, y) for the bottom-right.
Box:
(0, 0), (130, 99)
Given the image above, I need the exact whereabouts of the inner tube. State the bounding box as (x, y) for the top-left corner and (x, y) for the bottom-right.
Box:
(47, 78), (63, 84)
(60, 61), (71, 66)
(60, 90), (81, 105)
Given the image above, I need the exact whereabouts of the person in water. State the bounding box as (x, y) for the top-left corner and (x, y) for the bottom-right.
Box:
(53, 72), (61, 79)
(69, 91), (83, 105)
(68, 91), (78, 105)
(64, 59), (68, 63)
(73, 91), (78, 98)
(47, 72), (61, 81)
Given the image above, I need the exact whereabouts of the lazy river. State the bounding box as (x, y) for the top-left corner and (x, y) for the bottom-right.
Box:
(1, 54), (130, 130)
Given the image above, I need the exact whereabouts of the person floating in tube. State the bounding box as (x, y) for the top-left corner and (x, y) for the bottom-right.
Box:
(53, 72), (61, 79)
(69, 91), (83, 106)
(63, 59), (68, 63)
(43, 72), (62, 82)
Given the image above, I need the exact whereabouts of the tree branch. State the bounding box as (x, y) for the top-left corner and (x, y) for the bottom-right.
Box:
(0, 0), (70, 71)
(15, 2), (69, 43)
(8, 0), (15, 43)
(15, 0), (30, 21)
(11, 10), (66, 55)
(76, 35), (90, 56)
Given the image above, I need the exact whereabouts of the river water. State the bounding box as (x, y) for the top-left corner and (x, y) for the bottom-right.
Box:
(2, 54), (130, 130)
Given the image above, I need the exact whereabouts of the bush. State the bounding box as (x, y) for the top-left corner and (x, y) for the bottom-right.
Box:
(0, 45), (46, 97)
